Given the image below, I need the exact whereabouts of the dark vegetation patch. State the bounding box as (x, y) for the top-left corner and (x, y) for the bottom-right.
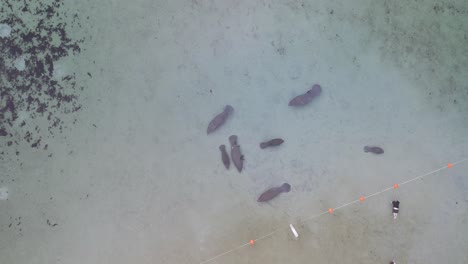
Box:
(0, 0), (87, 158)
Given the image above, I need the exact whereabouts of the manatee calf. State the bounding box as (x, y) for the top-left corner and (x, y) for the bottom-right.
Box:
(219, 144), (230, 169)
(260, 138), (284, 149)
(257, 183), (291, 202)
(229, 135), (243, 172)
(207, 105), (234, 134)
(289, 84), (322, 106)
(364, 146), (384, 154)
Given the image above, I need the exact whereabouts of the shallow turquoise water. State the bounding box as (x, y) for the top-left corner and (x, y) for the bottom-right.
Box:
(1, 1), (468, 263)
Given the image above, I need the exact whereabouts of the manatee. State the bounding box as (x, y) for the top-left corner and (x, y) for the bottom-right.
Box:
(363, 146), (384, 154)
(257, 183), (291, 202)
(229, 135), (243, 172)
(219, 144), (230, 169)
(289, 84), (322, 106)
(260, 138), (284, 149)
(207, 105), (234, 134)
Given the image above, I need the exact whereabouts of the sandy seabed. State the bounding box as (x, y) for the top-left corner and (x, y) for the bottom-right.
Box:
(1, 0), (468, 263)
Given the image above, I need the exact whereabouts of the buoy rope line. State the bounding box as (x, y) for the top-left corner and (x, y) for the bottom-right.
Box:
(198, 158), (468, 264)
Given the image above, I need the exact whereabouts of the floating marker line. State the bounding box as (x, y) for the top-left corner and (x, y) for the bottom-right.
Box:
(199, 243), (250, 264)
(399, 167), (446, 185)
(254, 230), (277, 242)
(333, 199), (360, 210)
(198, 158), (467, 264)
(298, 211), (329, 224)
